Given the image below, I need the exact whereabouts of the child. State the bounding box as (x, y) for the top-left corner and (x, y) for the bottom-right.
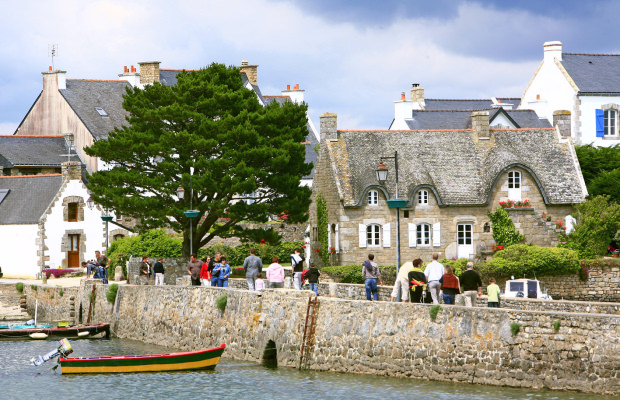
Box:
(255, 273), (265, 291)
(487, 278), (501, 308)
(305, 263), (321, 296)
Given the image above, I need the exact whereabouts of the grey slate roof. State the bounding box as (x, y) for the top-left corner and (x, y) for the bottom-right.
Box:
(403, 109), (550, 130)
(327, 128), (583, 207)
(0, 175), (62, 224)
(424, 98), (521, 110)
(0, 136), (71, 166)
(60, 80), (130, 140)
(561, 53), (620, 93)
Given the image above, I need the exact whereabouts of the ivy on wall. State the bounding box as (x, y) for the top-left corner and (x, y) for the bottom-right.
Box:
(316, 193), (330, 267)
(488, 206), (524, 247)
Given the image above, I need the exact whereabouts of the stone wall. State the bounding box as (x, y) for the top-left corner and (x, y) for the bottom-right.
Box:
(22, 281), (620, 395)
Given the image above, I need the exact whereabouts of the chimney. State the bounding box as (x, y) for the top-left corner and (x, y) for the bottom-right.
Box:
(119, 64), (141, 87)
(320, 112), (338, 141)
(553, 110), (571, 138)
(471, 111), (490, 139)
(61, 161), (83, 181)
(282, 83), (305, 104)
(544, 41), (563, 62)
(42, 69), (67, 91)
(240, 60), (258, 85)
(410, 83), (425, 109)
(392, 90), (413, 129)
(138, 61), (161, 84)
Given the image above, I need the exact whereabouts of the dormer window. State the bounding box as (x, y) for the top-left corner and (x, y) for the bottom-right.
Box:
(417, 190), (428, 205)
(368, 190), (379, 206)
(95, 107), (109, 118)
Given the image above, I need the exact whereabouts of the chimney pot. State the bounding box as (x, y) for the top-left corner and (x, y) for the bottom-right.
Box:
(287, 84), (290, 90)
(49, 66), (52, 71)
(412, 83), (419, 87)
(124, 66), (128, 73)
(294, 84), (299, 90)
(401, 92), (406, 101)
(241, 60), (248, 66)
(536, 94), (540, 100)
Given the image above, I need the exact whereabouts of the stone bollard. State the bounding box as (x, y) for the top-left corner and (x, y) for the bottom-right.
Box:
(284, 276), (292, 289)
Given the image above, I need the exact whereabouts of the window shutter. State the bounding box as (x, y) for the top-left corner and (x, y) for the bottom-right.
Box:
(359, 224), (367, 248)
(408, 223), (417, 247)
(383, 223), (391, 247)
(335, 224), (340, 252)
(432, 223), (441, 247)
(596, 109), (604, 137)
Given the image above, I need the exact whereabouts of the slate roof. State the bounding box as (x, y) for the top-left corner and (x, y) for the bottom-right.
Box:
(561, 53), (620, 93)
(403, 109), (550, 130)
(60, 80), (130, 140)
(425, 98), (521, 110)
(0, 135), (71, 166)
(0, 174), (62, 224)
(326, 128), (584, 207)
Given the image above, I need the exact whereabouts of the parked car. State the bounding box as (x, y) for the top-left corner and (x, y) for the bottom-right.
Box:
(504, 278), (552, 300)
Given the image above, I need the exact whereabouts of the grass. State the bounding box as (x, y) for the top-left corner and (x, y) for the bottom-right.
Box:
(510, 322), (521, 336)
(216, 294), (227, 312)
(30, 285), (37, 291)
(429, 305), (442, 320)
(106, 284), (119, 304)
(553, 319), (561, 332)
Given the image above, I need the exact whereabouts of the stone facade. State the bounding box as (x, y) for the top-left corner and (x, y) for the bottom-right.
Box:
(138, 61), (161, 84)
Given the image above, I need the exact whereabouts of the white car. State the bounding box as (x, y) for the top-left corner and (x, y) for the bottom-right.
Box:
(504, 278), (552, 300)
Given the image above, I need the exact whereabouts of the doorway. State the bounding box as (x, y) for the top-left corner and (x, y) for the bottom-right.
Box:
(68, 234), (80, 268)
(457, 224), (473, 259)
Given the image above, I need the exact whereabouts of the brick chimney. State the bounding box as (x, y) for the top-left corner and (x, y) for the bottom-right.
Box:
(320, 113), (338, 141)
(410, 83), (425, 109)
(61, 161), (83, 181)
(138, 61), (161, 84)
(471, 111), (490, 139)
(553, 110), (571, 138)
(544, 41), (562, 62)
(119, 64), (141, 87)
(240, 60), (258, 85)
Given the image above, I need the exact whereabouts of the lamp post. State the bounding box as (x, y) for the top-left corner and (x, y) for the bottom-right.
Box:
(63, 132), (74, 162)
(376, 151), (406, 295)
(177, 167), (199, 257)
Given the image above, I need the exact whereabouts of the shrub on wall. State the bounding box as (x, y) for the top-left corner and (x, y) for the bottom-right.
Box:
(316, 193), (329, 267)
(482, 244), (579, 278)
(15, 282), (23, 292)
(322, 264), (396, 285)
(106, 284), (119, 304)
(488, 206), (524, 247)
(107, 230), (182, 276)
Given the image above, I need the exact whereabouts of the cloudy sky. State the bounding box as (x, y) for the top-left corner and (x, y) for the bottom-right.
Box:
(1, 0), (619, 134)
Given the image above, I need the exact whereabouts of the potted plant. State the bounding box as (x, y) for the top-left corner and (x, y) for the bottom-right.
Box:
(522, 199), (531, 207)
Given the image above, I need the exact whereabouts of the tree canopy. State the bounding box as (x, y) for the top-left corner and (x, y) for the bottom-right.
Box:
(85, 63), (312, 257)
(575, 144), (620, 202)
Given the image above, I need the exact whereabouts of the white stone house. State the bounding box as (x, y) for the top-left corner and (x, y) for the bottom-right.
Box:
(0, 162), (105, 278)
(520, 40), (620, 147)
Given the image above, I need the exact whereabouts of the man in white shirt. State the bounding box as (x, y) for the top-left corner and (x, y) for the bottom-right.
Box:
(424, 253), (444, 305)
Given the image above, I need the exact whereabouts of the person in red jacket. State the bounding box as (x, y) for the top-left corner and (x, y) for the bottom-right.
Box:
(201, 256), (212, 287)
(440, 266), (460, 304)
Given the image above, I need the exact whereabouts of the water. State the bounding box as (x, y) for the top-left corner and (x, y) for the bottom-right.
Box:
(1, 338), (614, 400)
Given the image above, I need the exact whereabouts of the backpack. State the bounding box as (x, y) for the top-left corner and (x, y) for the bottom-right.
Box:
(292, 255), (304, 272)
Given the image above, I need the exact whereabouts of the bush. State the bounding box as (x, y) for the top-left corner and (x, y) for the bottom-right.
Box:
(15, 282), (23, 292)
(321, 264), (396, 285)
(488, 207), (524, 247)
(429, 305), (441, 320)
(199, 241), (303, 266)
(31, 285), (37, 291)
(43, 268), (72, 279)
(483, 245), (579, 279)
(440, 258), (470, 276)
(510, 322), (521, 336)
(216, 294), (227, 312)
(553, 319), (561, 332)
(107, 230), (182, 276)
(106, 284), (119, 304)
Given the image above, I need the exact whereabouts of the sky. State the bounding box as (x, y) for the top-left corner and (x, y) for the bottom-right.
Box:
(1, 0), (620, 134)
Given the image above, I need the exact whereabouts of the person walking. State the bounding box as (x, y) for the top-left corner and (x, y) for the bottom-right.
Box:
(305, 263), (321, 296)
(408, 258), (427, 303)
(201, 256), (212, 287)
(210, 253), (221, 287)
(217, 256), (231, 288)
(153, 257), (165, 286)
(187, 254), (202, 286)
(266, 256), (285, 288)
(255, 273), (265, 291)
(424, 253), (444, 304)
(487, 278), (501, 308)
(439, 266), (460, 305)
(243, 248), (263, 291)
(138, 255), (151, 285)
(291, 248), (305, 290)
(362, 254), (382, 301)
(459, 262), (483, 307)
(391, 261), (414, 302)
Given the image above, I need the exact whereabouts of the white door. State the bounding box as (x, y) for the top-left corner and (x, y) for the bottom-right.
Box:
(507, 171), (521, 201)
(457, 224), (473, 259)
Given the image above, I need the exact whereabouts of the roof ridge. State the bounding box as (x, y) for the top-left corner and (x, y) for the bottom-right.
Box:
(160, 68), (199, 71)
(427, 98), (493, 101)
(263, 95), (290, 97)
(0, 174), (62, 179)
(337, 127), (555, 133)
(66, 79), (127, 82)
(564, 52), (620, 57)
(0, 135), (63, 137)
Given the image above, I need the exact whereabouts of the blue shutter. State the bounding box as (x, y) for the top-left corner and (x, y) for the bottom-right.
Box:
(595, 109), (604, 137)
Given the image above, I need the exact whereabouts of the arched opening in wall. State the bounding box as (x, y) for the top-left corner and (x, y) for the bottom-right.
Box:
(262, 340), (278, 368)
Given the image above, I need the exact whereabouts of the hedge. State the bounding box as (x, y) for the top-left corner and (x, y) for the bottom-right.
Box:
(322, 265), (396, 285)
(198, 242), (303, 266)
(481, 244), (579, 278)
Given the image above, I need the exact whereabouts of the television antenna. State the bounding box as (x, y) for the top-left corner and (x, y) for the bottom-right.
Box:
(48, 44), (58, 70)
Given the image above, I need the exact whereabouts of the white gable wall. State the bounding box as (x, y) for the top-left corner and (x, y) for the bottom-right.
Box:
(0, 224), (39, 278)
(576, 95), (620, 147)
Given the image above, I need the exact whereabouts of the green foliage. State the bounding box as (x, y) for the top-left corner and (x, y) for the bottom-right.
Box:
(30, 285), (37, 291)
(483, 245), (580, 278)
(85, 63), (312, 258)
(106, 284), (119, 304)
(488, 207), (524, 247)
(15, 282), (23, 292)
(316, 193), (329, 267)
(559, 196), (620, 258)
(575, 144), (620, 202)
(429, 305), (442, 320)
(440, 258), (469, 276)
(216, 294), (227, 312)
(59, 289), (64, 297)
(321, 265), (396, 284)
(199, 241), (302, 266)
(553, 319), (561, 332)
(510, 322), (521, 336)
(107, 230), (182, 272)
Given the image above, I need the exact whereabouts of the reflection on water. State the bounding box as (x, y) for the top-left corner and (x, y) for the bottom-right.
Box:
(2, 338), (614, 400)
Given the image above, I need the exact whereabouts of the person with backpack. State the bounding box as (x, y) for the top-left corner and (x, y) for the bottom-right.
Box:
(291, 248), (305, 290)
(362, 254), (382, 301)
(304, 263), (321, 296)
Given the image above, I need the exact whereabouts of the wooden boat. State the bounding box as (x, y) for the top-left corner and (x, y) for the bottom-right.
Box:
(0, 322), (110, 340)
(59, 343), (226, 374)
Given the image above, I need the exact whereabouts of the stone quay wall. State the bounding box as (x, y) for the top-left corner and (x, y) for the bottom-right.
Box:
(22, 281), (620, 395)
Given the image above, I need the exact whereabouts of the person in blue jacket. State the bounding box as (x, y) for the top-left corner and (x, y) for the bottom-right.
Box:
(217, 256), (231, 288)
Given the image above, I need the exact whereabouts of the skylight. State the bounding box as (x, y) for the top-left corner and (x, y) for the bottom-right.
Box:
(95, 107), (109, 117)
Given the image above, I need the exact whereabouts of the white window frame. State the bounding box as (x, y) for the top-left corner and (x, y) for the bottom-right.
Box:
(368, 190), (379, 206)
(457, 224), (473, 245)
(366, 224), (381, 247)
(417, 190), (428, 205)
(508, 171), (521, 189)
(604, 108), (618, 137)
(416, 223), (431, 246)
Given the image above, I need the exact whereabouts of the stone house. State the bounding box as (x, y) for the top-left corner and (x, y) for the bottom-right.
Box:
(520, 40), (620, 146)
(309, 112), (587, 266)
(0, 162), (105, 278)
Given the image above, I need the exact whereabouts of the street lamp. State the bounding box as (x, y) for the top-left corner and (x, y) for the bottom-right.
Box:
(178, 167), (199, 256)
(376, 151), (407, 297)
(63, 132), (74, 163)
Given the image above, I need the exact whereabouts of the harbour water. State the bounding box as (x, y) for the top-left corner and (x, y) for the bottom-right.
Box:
(2, 338), (614, 400)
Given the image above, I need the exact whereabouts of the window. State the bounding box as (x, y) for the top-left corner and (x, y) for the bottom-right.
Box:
(416, 224), (431, 246)
(68, 202), (78, 222)
(483, 222), (491, 233)
(403, 210), (409, 218)
(368, 190), (378, 206)
(417, 190), (428, 205)
(366, 224), (381, 247)
(95, 107), (109, 117)
(508, 171), (520, 189)
(457, 224), (472, 245)
(605, 109), (617, 136)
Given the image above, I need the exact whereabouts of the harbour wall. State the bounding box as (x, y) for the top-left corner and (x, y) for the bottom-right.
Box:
(20, 281), (620, 395)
